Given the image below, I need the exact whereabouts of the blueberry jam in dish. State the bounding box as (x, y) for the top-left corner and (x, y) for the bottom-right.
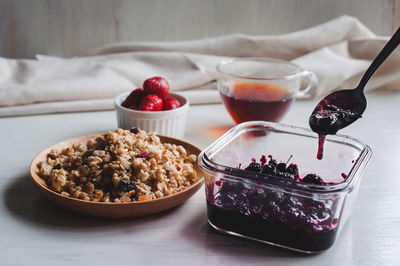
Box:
(200, 121), (372, 253)
(206, 155), (340, 253)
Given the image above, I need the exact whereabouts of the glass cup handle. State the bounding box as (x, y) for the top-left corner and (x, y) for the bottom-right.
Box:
(296, 70), (318, 99)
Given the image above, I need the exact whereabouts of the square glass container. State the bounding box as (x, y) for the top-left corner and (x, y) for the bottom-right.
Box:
(198, 121), (372, 253)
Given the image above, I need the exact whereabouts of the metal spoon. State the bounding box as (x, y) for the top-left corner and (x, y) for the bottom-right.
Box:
(309, 26), (400, 135)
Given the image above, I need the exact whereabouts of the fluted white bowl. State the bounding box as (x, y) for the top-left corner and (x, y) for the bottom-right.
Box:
(115, 92), (189, 138)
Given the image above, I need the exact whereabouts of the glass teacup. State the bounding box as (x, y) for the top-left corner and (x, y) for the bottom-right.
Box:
(217, 58), (317, 124)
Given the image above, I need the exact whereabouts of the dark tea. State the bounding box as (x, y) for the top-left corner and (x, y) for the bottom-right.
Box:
(220, 81), (293, 124)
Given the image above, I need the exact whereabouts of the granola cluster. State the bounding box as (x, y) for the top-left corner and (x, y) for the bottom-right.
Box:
(37, 128), (198, 203)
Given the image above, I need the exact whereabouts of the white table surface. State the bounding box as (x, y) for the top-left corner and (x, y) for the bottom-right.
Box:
(1, 91), (400, 265)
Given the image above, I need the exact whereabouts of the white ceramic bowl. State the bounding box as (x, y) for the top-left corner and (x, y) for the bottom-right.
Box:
(115, 92), (189, 138)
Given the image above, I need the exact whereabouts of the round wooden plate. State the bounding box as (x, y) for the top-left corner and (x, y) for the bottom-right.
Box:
(29, 133), (204, 218)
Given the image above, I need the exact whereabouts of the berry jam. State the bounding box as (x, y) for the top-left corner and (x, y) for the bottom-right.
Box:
(220, 81), (293, 124)
(309, 103), (360, 135)
(207, 202), (337, 252)
(310, 103), (360, 160)
(316, 134), (326, 160)
(309, 91), (364, 160)
(206, 156), (340, 252)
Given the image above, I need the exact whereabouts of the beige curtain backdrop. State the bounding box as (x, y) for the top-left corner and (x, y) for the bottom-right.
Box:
(0, 16), (400, 117)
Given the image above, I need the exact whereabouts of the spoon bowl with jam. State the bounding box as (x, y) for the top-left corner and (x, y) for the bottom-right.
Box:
(310, 26), (400, 159)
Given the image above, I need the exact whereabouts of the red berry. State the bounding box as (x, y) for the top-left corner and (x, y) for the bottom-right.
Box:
(122, 88), (145, 109)
(143, 77), (169, 99)
(139, 94), (163, 111)
(128, 105), (138, 110)
(136, 151), (149, 158)
(163, 97), (181, 110)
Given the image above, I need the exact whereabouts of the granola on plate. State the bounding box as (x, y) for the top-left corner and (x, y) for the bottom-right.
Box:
(37, 128), (198, 203)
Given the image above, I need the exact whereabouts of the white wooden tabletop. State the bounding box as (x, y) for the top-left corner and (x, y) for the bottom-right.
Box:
(1, 91), (399, 265)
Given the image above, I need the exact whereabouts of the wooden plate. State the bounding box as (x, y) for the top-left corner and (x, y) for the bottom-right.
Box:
(29, 133), (204, 218)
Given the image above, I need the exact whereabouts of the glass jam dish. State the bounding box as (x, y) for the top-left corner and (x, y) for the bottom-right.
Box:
(198, 121), (372, 253)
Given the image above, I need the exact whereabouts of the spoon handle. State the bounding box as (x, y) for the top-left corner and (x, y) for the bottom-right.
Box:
(357, 26), (400, 91)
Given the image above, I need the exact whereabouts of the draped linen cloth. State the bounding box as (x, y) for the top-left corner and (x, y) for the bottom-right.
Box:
(1, 15), (399, 117)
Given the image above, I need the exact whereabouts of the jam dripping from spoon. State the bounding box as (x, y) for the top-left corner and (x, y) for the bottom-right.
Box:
(309, 25), (400, 159)
(310, 90), (365, 159)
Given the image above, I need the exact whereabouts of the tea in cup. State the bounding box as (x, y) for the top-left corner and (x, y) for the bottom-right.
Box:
(217, 58), (317, 124)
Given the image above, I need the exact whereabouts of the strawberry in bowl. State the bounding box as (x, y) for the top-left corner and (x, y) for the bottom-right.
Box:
(115, 76), (189, 138)
(122, 77), (182, 112)
(121, 88), (145, 110)
(143, 76), (170, 100)
(163, 97), (182, 110)
(139, 94), (164, 111)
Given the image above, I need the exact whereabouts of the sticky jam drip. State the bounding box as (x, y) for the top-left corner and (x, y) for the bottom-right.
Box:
(309, 102), (361, 160)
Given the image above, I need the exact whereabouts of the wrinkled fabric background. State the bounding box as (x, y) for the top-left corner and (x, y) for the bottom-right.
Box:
(1, 15), (399, 117)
